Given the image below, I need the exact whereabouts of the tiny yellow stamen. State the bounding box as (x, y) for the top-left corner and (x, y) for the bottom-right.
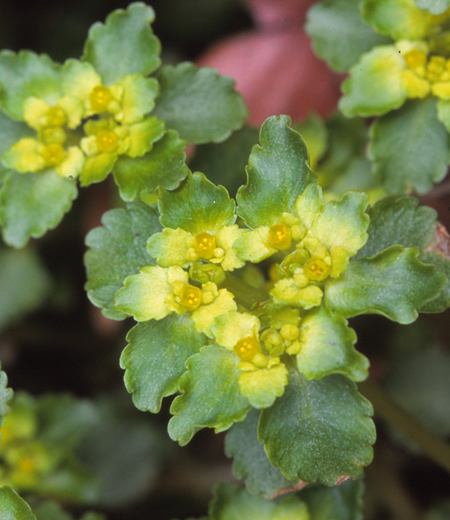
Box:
(194, 232), (216, 259)
(179, 284), (203, 311)
(96, 130), (119, 153)
(404, 49), (427, 70)
(234, 336), (261, 361)
(304, 257), (330, 282)
(268, 223), (292, 250)
(42, 143), (65, 166)
(89, 85), (113, 112)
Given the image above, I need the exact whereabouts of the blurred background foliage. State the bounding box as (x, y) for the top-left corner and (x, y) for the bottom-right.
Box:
(0, 1), (450, 519)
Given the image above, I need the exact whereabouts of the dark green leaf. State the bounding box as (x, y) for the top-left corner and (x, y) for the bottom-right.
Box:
(84, 202), (161, 320)
(420, 250), (450, 313)
(0, 51), (61, 120)
(0, 171), (77, 248)
(300, 478), (365, 520)
(369, 98), (450, 194)
(113, 130), (189, 201)
(82, 3), (161, 86)
(152, 62), (248, 144)
(0, 486), (36, 520)
(209, 483), (309, 520)
(168, 345), (250, 445)
(158, 172), (236, 234)
(358, 195), (437, 258)
(120, 315), (207, 413)
(325, 246), (446, 323)
(189, 126), (259, 198)
(236, 115), (316, 228)
(306, 0), (390, 72)
(0, 247), (51, 331)
(415, 0), (450, 14)
(258, 370), (375, 485)
(225, 408), (300, 498)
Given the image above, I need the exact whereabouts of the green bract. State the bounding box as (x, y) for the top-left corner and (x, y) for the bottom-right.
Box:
(307, 0), (450, 194)
(0, 3), (247, 247)
(86, 115), (449, 486)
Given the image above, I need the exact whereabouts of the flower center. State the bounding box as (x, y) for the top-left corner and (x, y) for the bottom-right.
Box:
(42, 143), (66, 166)
(194, 232), (216, 259)
(43, 107), (67, 127)
(179, 284), (203, 311)
(234, 336), (261, 361)
(269, 223), (292, 250)
(39, 126), (67, 145)
(96, 130), (119, 153)
(304, 257), (330, 282)
(90, 85), (113, 112)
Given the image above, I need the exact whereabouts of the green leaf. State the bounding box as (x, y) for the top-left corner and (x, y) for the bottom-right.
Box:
(209, 483), (309, 520)
(0, 171), (77, 248)
(34, 501), (104, 520)
(0, 365), (13, 429)
(189, 126), (259, 198)
(158, 172), (236, 234)
(84, 201), (161, 320)
(120, 314), (207, 413)
(369, 98), (450, 194)
(358, 195), (437, 258)
(420, 250), (450, 312)
(0, 247), (51, 331)
(82, 3), (161, 86)
(0, 51), (61, 120)
(113, 130), (189, 201)
(306, 0), (390, 72)
(236, 116), (316, 228)
(362, 0), (431, 40)
(0, 112), (34, 175)
(339, 45), (407, 117)
(152, 62), (248, 144)
(258, 370), (375, 485)
(168, 344), (250, 445)
(225, 408), (301, 499)
(0, 486), (36, 520)
(415, 0), (450, 14)
(297, 307), (369, 382)
(325, 246), (446, 324)
(300, 478), (365, 520)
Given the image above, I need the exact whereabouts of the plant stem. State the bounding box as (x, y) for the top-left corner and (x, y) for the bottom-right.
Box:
(360, 378), (450, 475)
(223, 272), (271, 310)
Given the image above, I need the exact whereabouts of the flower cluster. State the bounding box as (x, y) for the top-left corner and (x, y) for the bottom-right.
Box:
(115, 164), (371, 409)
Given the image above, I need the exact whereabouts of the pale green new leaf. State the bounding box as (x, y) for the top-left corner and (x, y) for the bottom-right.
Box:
(158, 172), (236, 234)
(0, 364), (13, 430)
(0, 247), (51, 331)
(0, 51), (61, 120)
(306, 0), (390, 72)
(0, 171), (77, 248)
(152, 62), (248, 144)
(0, 486), (36, 520)
(237, 115), (316, 229)
(120, 315), (207, 413)
(113, 130), (190, 201)
(0, 112), (34, 175)
(415, 0), (450, 14)
(258, 370), (375, 485)
(300, 478), (365, 520)
(168, 345), (250, 445)
(369, 99), (450, 194)
(209, 483), (309, 520)
(84, 202), (161, 320)
(225, 409), (301, 499)
(82, 3), (161, 86)
(325, 246), (446, 323)
(297, 308), (369, 382)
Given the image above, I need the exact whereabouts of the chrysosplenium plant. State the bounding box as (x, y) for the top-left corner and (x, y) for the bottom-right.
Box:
(86, 115), (449, 489)
(0, 3), (247, 247)
(307, 0), (450, 194)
